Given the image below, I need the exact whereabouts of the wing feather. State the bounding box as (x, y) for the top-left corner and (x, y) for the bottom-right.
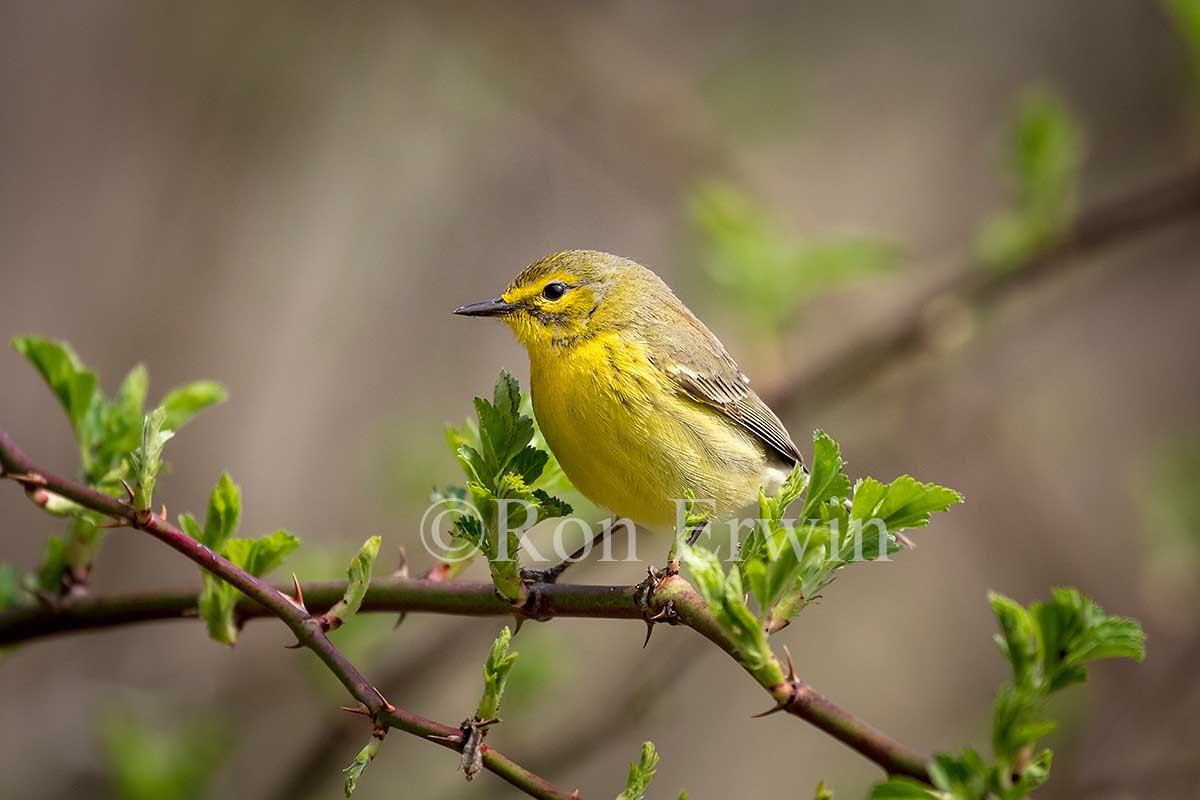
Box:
(647, 307), (802, 465)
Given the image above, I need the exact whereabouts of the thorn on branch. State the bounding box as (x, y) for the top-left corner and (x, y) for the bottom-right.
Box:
(340, 703), (371, 716)
(373, 686), (396, 713)
(121, 479), (135, 503)
(752, 646), (800, 719)
(750, 700), (790, 718)
(782, 644), (797, 683)
(284, 572), (307, 613)
(392, 546), (409, 578)
(4, 471), (47, 488)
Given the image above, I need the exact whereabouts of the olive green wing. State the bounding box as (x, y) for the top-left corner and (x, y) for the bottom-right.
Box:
(650, 309), (803, 466)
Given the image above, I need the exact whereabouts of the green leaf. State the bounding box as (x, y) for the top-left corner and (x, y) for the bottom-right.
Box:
(617, 741), (660, 800)
(37, 535), (69, 593)
(202, 473), (241, 550)
(475, 625), (519, 722)
(1013, 749), (1053, 795)
(509, 446), (550, 486)
(12, 336), (100, 439)
(868, 778), (942, 799)
(197, 573), (240, 646)
(976, 90), (1084, 270)
(813, 779), (835, 800)
(682, 542), (783, 686)
(799, 431), (851, 522)
(324, 536), (381, 629)
(160, 381), (228, 432)
(0, 564), (24, 612)
(116, 365), (150, 421)
(224, 531), (300, 579)
(927, 749), (992, 798)
(178, 513), (203, 542)
(198, 530), (300, 645)
(1164, 0), (1200, 86)
(100, 713), (229, 800)
(532, 489), (573, 519)
(989, 592), (1038, 686)
(343, 735), (383, 798)
(127, 407), (174, 512)
(851, 476), (963, 532)
(688, 182), (899, 333)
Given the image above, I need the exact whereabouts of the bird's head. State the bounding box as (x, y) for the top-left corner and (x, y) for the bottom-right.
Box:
(454, 250), (661, 354)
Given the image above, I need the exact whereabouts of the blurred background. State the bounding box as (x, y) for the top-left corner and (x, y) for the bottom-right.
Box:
(2, 1), (1198, 798)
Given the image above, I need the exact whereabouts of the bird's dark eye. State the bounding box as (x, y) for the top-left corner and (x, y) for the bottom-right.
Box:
(542, 281), (567, 301)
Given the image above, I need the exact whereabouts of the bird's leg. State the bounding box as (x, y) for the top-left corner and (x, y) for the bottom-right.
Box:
(520, 521), (624, 586)
(518, 522), (627, 622)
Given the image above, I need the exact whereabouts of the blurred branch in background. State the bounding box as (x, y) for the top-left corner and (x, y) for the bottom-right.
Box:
(763, 165), (1200, 416)
(520, 638), (709, 780)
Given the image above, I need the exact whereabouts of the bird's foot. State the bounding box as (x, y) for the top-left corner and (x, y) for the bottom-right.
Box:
(633, 564), (682, 647)
(519, 564), (568, 586)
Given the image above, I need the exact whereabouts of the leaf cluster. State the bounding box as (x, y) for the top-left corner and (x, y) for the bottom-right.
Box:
(439, 371), (573, 601)
(11, 336), (226, 592)
(475, 625), (519, 723)
(683, 431), (959, 686)
(871, 589), (1145, 800)
(179, 474), (299, 645)
(737, 431), (962, 632)
(343, 733), (384, 798)
(616, 741), (660, 800)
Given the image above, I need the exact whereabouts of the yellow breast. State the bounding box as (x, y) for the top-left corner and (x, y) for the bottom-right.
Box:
(529, 332), (773, 532)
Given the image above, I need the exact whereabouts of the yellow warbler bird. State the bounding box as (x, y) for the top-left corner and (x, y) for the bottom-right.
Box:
(454, 249), (801, 534)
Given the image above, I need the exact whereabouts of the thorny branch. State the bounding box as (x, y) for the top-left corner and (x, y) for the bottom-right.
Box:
(0, 430), (931, 785)
(0, 432), (575, 800)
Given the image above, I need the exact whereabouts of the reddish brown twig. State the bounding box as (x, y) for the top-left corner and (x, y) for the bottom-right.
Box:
(0, 432), (575, 800)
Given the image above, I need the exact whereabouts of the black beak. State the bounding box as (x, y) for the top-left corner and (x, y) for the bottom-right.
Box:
(453, 298), (517, 317)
